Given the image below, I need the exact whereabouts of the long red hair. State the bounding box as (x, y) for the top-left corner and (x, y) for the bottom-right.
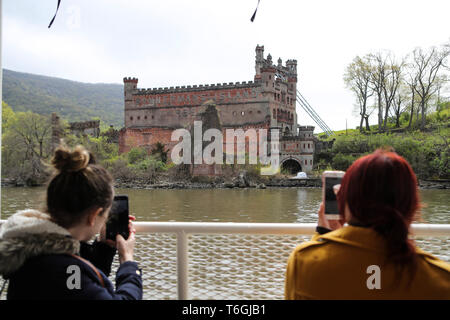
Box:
(337, 149), (420, 275)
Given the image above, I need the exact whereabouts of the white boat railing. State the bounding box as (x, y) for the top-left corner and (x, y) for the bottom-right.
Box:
(1, 220), (449, 300)
(132, 222), (450, 299)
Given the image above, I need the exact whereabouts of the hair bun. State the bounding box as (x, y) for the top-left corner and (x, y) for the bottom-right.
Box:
(52, 145), (90, 173)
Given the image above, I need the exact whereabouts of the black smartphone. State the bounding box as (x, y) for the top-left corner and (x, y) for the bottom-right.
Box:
(322, 171), (345, 220)
(106, 195), (130, 240)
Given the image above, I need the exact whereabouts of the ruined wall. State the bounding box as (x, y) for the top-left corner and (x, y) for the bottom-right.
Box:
(120, 79), (273, 156)
(51, 113), (102, 150)
(101, 126), (120, 144)
(51, 113), (62, 152)
(124, 81), (269, 129)
(119, 127), (175, 154)
(69, 120), (100, 138)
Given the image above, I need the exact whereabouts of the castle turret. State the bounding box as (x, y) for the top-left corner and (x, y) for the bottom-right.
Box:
(123, 77), (138, 103)
(255, 45), (265, 80)
(266, 53), (272, 65)
(286, 59), (297, 75)
(123, 77), (138, 128)
(285, 59), (298, 134)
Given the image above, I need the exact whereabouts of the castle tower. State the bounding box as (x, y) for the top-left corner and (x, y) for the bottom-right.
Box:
(254, 45), (264, 80)
(286, 59), (297, 76)
(123, 77), (138, 104)
(286, 59), (298, 134)
(266, 53), (273, 65)
(123, 77), (138, 128)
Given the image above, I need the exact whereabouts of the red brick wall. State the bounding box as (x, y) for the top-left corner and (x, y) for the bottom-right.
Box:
(119, 127), (176, 154)
(118, 122), (272, 163)
(124, 83), (272, 127)
(130, 87), (258, 109)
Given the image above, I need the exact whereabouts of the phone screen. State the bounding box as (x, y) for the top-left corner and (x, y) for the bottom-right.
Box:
(324, 177), (342, 215)
(106, 196), (129, 240)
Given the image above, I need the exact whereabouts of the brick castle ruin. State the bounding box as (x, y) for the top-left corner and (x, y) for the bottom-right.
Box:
(119, 45), (315, 175)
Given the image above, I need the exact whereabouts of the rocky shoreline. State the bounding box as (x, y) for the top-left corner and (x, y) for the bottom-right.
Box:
(418, 179), (450, 190)
(113, 178), (323, 190)
(113, 178), (450, 190)
(1, 176), (449, 190)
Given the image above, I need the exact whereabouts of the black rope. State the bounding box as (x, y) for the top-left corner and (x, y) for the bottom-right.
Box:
(48, 0), (62, 28)
(250, 0), (261, 22)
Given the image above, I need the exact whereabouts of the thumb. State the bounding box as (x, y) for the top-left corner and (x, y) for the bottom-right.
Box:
(116, 234), (125, 244)
(318, 202), (326, 219)
(333, 184), (341, 195)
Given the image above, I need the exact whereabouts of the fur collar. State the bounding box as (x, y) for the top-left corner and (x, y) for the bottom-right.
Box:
(0, 209), (80, 277)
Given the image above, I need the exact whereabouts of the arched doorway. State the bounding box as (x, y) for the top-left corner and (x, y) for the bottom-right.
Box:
(281, 159), (302, 174)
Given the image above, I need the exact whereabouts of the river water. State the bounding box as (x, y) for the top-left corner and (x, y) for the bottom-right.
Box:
(1, 187), (449, 299)
(2, 187), (449, 223)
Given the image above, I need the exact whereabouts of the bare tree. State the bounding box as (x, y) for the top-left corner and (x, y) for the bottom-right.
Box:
(410, 45), (450, 130)
(405, 68), (419, 129)
(344, 55), (374, 132)
(7, 111), (53, 179)
(392, 83), (409, 128)
(10, 112), (52, 159)
(368, 52), (389, 131)
(381, 54), (404, 130)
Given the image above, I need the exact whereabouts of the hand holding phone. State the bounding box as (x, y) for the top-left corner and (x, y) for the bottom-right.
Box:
(322, 171), (345, 220)
(106, 195), (130, 241)
(317, 201), (345, 231)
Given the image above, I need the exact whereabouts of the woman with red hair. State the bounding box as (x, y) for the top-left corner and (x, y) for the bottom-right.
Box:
(285, 149), (450, 299)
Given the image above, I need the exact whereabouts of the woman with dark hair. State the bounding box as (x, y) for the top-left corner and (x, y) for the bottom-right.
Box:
(0, 144), (142, 300)
(285, 149), (449, 299)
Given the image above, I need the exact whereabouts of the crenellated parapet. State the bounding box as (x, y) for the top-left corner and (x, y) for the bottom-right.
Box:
(132, 80), (259, 95)
(298, 125), (315, 131)
(123, 77), (138, 83)
(279, 135), (314, 142)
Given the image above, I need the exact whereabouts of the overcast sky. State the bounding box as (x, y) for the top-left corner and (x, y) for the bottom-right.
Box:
(2, 0), (450, 132)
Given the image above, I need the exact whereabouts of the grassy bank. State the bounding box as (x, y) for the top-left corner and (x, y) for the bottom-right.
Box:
(314, 109), (449, 180)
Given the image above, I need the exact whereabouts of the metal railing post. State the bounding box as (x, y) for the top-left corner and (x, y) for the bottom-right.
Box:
(176, 231), (189, 300)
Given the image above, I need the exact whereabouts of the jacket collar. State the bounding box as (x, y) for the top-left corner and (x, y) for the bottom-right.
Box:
(0, 209), (71, 239)
(318, 225), (388, 253)
(0, 209), (80, 277)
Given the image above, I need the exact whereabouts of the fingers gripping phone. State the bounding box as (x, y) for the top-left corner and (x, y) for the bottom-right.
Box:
(322, 171), (345, 220)
(106, 195), (130, 240)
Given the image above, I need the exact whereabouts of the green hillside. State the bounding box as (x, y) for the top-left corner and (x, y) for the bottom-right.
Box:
(2, 69), (124, 127)
(312, 103), (450, 179)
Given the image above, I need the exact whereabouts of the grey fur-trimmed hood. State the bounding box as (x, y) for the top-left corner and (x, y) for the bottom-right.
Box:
(0, 209), (80, 277)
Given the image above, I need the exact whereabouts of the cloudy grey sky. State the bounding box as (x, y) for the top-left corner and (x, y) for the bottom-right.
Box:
(2, 0), (450, 132)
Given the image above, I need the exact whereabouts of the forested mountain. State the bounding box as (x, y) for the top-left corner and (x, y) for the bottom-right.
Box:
(2, 69), (124, 127)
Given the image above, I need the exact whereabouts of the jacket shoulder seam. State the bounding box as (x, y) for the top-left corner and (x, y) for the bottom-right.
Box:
(294, 239), (328, 253)
(418, 254), (450, 273)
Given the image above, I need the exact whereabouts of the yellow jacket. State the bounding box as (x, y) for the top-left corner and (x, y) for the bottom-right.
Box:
(285, 225), (450, 299)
